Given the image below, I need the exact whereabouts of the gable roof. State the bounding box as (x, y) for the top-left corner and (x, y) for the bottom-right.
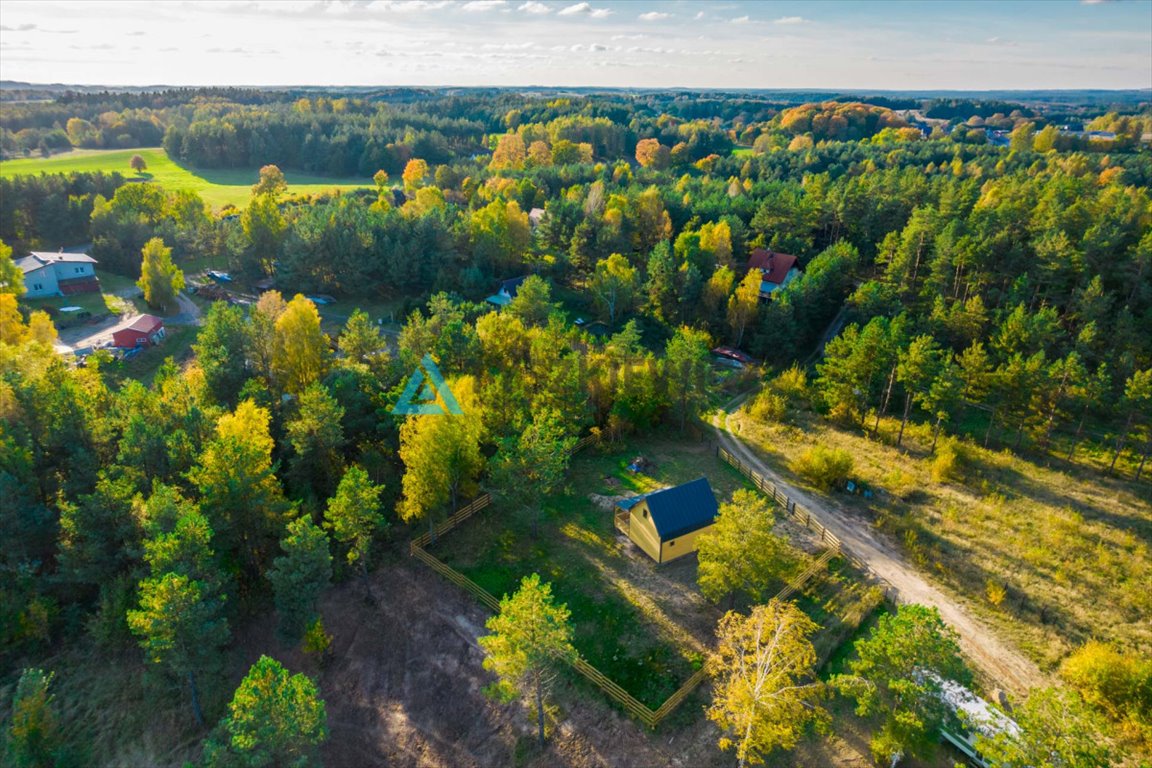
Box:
(124, 314), (164, 334)
(748, 249), (798, 285)
(629, 477), (719, 540)
(16, 251), (97, 273)
(500, 275), (528, 298)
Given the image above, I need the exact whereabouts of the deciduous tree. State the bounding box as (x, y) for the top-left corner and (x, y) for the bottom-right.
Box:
(664, 326), (713, 431)
(697, 490), (795, 608)
(727, 269), (761, 348)
(707, 601), (826, 767)
(273, 295), (331, 395)
(323, 465), (385, 582)
(589, 253), (638, 327)
(975, 687), (1116, 768)
(137, 237), (185, 313)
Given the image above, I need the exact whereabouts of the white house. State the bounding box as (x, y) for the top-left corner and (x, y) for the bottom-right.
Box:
(15, 252), (100, 299)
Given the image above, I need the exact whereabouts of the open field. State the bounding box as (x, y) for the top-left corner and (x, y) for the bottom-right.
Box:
(0, 148), (374, 209)
(731, 405), (1152, 672)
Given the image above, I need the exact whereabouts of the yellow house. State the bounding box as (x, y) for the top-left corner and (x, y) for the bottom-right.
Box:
(614, 477), (719, 563)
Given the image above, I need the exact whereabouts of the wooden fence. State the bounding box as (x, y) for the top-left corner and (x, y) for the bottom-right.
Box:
(407, 482), (715, 727)
(716, 445), (902, 603)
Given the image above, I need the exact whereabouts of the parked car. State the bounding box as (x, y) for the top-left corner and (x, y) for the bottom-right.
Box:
(711, 346), (755, 365)
(206, 270), (233, 283)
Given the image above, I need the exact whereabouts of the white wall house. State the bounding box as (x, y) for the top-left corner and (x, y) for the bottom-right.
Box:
(16, 252), (100, 298)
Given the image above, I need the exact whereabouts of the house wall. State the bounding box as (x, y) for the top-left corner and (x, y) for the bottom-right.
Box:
(56, 262), (94, 280)
(23, 266), (59, 298)
(627, 501), (663, 562)
(658, 522), (714, 563)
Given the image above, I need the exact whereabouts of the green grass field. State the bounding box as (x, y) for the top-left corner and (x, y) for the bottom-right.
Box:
(0, 148), (374, 209)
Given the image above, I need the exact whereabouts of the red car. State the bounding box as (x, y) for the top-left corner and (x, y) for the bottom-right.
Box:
(711, 346), (755, 365)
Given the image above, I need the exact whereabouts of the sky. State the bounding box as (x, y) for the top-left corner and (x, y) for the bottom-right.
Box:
(0, 0), (1149, 91)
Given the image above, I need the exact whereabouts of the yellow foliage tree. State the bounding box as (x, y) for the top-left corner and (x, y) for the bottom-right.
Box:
(273, 295), (331, 395)
(402, 158), (429, 194)
(708, 601), (826, 767)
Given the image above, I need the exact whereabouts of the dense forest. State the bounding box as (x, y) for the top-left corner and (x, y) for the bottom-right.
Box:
(2, 86), (1151, 766)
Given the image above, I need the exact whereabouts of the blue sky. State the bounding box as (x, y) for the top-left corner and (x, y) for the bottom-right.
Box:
(1, 0), (1148, 89)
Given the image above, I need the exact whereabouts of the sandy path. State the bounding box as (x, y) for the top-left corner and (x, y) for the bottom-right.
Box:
(712, 395), (1045, 696)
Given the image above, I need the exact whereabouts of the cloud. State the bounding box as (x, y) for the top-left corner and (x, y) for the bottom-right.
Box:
(639, 11), (669, 21)
(694, 11), (705, 20)
(557, 2), (612, 18)
(774, 16), (809, 25)
(730, 15), (750, 24)
(461, 0), (506, 10)
(0, 23), (37, 32)
(518, 1), (550, 13)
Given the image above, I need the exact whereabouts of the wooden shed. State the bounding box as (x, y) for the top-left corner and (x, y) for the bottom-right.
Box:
(614, 477), (719, 563)
(112, 314), (165, 349)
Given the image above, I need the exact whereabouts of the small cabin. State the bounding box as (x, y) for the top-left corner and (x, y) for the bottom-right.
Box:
(485, 276), (528, 308)
(614, 477), (719, 563)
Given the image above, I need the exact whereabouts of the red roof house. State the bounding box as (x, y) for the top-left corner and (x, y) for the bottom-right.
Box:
(747, 249), (800, 298)
(112, 315), (165, 349)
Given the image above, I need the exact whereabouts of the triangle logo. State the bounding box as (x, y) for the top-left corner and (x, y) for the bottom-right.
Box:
(392, 354), (463, 415)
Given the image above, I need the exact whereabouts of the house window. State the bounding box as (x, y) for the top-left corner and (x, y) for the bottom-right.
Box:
(642, 509), (648, 518)
(668, 540), (676, 547)
(33, 283), (42, 291)
(75, 267), (83, 274)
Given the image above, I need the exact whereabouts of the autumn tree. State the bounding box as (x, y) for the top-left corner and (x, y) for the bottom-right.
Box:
(589, 253), (638, 327)
(205, 656), (328, 768)
(490, 133), (527, 170)
(252, 164), (287, 197)
(479, 573), (576, 748)
(273, 295), (331, 395)
(727, 269), (761, 348)
(398, 376), (484, 532)
(137, 237), (185, 313)
(697, 490), (795, 608)
(190, 400), (289, 582)
(635, 137), (671, 169)
(402, 158), (429, 194)
(833, 603), (970, 764)
(267, 517), (332, 647)
(707, 601), (826, 767)
(323, 465), (385, 584)
(129, 153), (147, 174)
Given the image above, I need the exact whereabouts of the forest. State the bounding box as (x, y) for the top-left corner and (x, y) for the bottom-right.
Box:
(1, 85), (1151, 767)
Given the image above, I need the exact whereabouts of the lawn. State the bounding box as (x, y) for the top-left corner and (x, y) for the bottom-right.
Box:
(733, 405), (1152, 671)
(430, 432), (882, 712)
(0, 148), (374, 210)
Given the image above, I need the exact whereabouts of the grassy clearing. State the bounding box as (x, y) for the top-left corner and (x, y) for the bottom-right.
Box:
(432, 432), (881, 712)
(733, 406), (1152, 670)
(0, 148), (374, 209)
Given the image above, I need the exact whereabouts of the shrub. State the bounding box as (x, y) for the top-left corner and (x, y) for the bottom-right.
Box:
(931, 436), (965, 483)
(747, 390), (786, 423)
(985, 580), (1006, 608)
(772, 365), (810, 407)
(1060, 641), (1152, 721)
(790, 446), (854, 491)
(302, 618), (333, 658)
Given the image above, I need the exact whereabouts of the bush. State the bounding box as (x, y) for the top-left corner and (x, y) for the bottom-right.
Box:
(931, 436), (965, 483)
(790, 446), (854, 491)
(747, 390), (786, 422)
(771, 364), (810, 406)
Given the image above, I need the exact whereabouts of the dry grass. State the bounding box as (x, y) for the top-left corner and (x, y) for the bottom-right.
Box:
(734, 406), (1152, 672)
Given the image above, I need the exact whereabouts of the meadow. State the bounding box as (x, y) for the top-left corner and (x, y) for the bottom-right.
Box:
(0, 148), (374, 209)
(733, 404), (1152, 671)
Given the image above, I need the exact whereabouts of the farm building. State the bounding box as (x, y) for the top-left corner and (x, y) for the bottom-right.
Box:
(614, 477), (719, 563)
(747, 248), (800, 299)
(15, 251), (100, 299)
(112, 315), (165, 349)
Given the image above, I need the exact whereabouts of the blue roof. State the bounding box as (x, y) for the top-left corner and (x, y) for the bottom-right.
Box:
(620, 477), (718, 540)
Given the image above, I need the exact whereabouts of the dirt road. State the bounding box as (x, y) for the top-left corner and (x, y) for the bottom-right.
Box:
(712, 396), (1045, 696)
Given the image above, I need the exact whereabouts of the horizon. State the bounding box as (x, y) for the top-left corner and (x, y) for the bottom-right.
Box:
(1, 0), (1150, 91)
